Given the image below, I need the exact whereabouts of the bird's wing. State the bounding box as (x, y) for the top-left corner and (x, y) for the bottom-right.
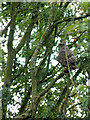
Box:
(57, 49), (67, 66)
(66, 47), (74, 57)
(68, 56), (77, 63)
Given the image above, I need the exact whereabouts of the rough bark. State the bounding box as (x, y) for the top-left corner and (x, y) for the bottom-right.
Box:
(31, 3), (56, 119)
(2, 3), (17, 119)
(5, 3), (16, 87)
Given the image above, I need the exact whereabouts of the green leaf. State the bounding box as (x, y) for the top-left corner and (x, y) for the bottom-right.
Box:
(65, 24), (75, 34)
(77, 85), (85, 92)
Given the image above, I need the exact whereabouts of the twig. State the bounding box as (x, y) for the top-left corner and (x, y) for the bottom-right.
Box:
(68, 102), (82, 110)
(38, 71), (65, 99)
(40, 63), (59, 82)
(47, 85), (67, 118)
(69, 30), (87, 48)
(57, 22), (68, 36)
(54, 14), (89, 26)
(41, 67), (62, 83)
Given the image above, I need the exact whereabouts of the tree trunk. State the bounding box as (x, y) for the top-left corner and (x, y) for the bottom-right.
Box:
(2, 3), (17, 118)
(31, 54), (38, 119)
(0, 90), (2, 120)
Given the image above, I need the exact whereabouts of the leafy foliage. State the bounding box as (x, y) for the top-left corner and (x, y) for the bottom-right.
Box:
(0, 2), (89, 119)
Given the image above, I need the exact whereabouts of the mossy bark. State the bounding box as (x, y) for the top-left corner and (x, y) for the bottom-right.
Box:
(2, 3), (17, 119)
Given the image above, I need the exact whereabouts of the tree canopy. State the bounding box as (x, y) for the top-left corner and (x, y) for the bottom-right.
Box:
(0, 2), (89, 119)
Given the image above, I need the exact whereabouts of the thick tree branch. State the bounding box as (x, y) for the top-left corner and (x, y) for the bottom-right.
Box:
(31, 3), (57, 118)
(5, 3), (16, 87)
(63, 2), (71, 8)
(60, 80), (72, 114)
(14, 110), (31, 119)
(31, 3), (56, 63)
(59, 2), (63, 8)
(19, 87), (32, 114)
(15, 24), (34, 54)
(3, 3), (17, 119)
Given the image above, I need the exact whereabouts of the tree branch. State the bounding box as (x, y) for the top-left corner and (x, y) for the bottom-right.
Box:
(5, 3), (16, 87)
(47, 85), (67, 118)
(38, 71), (66, 99)
(68, 102), (82, 110)
(0, 3), (31, 36)
(69, 30), (87, 48)
(40, 63), (60, 83)
(63, 1), (71, 8)
(15, 23), (34, 54)
(15, 3), (41, 54)
(35, 52), (49, 77)
(12, 47), (36, 81)
(30, 3), (57, 118)
(41, 67), (62, 84)
(45, 52), (51, 73)
(54, 14), (89, 26)
(57, 22), (68, 36)
(19, 87), (32, 114)
(73, 57), (88, 81)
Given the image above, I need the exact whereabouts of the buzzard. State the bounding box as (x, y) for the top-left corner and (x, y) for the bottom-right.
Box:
(57, 43), (78, 70)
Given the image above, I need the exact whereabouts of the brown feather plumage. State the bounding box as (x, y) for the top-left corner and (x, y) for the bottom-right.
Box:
(57, 43), (78, 70)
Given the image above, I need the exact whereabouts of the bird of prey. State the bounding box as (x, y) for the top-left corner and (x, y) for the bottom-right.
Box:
(56, 43), (78, 70)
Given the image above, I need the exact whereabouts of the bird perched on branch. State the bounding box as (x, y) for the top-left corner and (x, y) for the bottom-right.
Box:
(56, 43), (78, 70)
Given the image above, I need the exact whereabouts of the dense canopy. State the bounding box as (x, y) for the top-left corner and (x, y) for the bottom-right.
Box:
(0, 2), (89, 119)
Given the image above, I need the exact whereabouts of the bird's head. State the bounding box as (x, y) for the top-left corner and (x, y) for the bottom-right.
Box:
(58, 43), (65, 47)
